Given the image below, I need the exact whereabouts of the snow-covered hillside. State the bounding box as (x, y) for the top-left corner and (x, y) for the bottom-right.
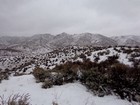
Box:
(111, 35), (140, 46)
(0, 46), (140, 76)
(0, 46), (140, 105)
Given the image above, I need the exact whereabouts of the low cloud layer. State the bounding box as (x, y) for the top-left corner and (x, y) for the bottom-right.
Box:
(0, 0), (140, 36)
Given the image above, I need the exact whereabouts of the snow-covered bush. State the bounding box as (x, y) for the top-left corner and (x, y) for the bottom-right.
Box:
(0, 94), (31, 105)
(42, 78), (53, 89)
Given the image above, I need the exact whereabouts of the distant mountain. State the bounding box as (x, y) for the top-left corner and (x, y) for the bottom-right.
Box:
(0, 33), (117, 52)
(1, 33), (140, 54)
(0, 36), (27, 45)
(49, 32), (117, 47)
(73, 33), (117, 46)
(49, 32), (74, 48)
(0, 34), (53, 53)
(111, 35), (140, 46)
(21, 34), (54, 51)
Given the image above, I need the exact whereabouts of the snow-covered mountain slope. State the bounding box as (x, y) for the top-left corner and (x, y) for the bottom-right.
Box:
(73, 33), (117, 46)
(1, 33), (140, 54)
(25, 33), (54, 49)
(0, 33), (117, 53)
(49, 32), (74, 48)
(10, 34), (53, 52)
(0, 75), (137, 105)
(0, 35), (53, 54)
(0, 36), (26, 45)
(111, 35), (140, 46)
(49, 32), (117, 48)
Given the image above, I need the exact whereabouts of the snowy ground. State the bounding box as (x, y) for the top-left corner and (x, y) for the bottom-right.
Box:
(0, 75), (137, 105)
(88, 48), (132, 66)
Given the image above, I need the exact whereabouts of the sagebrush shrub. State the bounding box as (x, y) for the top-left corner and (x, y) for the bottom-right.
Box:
(33, 67), (46, 82)
(0, 71), (9, 83)
(32, 60), (140, 102)
(0, 94), (31, 105)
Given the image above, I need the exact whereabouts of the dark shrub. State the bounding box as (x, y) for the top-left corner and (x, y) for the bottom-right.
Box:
(33, 67), (46, 82)
(79, 53), (86, 61)
(33, 58), (140, 102)
(0, 71), (9, 83)
(107, 63), (140, 101)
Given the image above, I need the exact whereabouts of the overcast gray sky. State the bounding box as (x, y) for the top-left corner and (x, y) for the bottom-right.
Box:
(0, 0), (140, 36)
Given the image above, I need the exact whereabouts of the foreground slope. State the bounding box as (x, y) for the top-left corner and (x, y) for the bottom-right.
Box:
(0, 75), (136, 105)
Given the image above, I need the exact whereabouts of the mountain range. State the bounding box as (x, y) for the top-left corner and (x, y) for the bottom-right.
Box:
(0, 33), (140, 53)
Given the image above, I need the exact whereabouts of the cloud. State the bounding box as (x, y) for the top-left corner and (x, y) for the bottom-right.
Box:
(0, 0), (140, 36)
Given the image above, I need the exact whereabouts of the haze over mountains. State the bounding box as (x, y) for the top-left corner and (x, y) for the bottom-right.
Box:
(0, 33), (140, 53)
